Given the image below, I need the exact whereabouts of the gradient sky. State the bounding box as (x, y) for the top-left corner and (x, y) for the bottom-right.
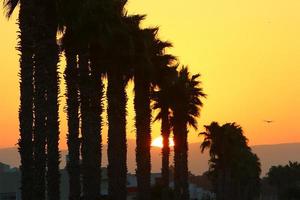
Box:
(0, 0), (300, 149)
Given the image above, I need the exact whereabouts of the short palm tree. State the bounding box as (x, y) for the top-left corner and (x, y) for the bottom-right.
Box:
(171, 67), (206, 200)
(200, 122), (228, 200)
(200, 122), (261, 200)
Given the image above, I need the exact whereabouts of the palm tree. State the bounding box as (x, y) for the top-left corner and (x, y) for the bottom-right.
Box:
(132, 26), (153, 200)
(130, 21), (177, 199)
(61, 0), (112, 197)
(200, 122), (261, 200)
(42, 1), (61, 198)
(151, 59), (177, 200)
(3, 0), (35, 199)
(77, 32), (103, 200)
(200, 121), (225, 199)
(150, 43), (177, 200)
(105, 10), (135, 200)
(171, 67), (206, 200)
(4, 0), (61, 198)
(107, 68), (128, 200)
(58, 0), (86, 198)
(152, 77), (173, 200)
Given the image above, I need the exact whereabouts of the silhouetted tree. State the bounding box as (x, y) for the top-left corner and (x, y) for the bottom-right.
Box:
(171, 67), (206, 200)
(59, 0), (111, 198)
(267, 161), (300, 200)
(4, 0), (61, 199)
(132, 24), (153, 200)
(106, 10), (133, 200)
(152, 66), (177, 200)
(41, 0), (61, 198)
(3, 0), (34, 199)
(62, 29), (81, 199)
(200, 122), (261, 200)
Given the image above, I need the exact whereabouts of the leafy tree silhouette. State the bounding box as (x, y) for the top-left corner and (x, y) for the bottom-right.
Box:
(200, 122), (261, 200)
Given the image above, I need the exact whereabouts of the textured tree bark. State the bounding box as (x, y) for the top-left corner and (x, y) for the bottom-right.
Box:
(89, 44), (103, 199)
(134, 71), (152, 200)
(18, 0), (35, 199)
(65, 45), (81, 200)
(173, 116), (190, 200)
(107, 69), (128, 200)
(173, 119), (182, 200)
(79, 46), (102, 199)
(44, 1), (61, 198)
(161, 109), (171, 200)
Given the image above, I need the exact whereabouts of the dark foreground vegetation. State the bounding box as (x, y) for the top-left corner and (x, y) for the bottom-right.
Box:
(3, 0), (292, 199)
(3, 0), (205, 199)
(264, 161), (300, 200)
(200, 122), (261, 200)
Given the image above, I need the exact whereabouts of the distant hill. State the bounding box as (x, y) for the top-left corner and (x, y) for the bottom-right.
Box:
(1, 141), (299, 176)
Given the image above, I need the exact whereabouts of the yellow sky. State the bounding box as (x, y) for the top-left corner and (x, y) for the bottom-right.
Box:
(0, 0), (300, 148)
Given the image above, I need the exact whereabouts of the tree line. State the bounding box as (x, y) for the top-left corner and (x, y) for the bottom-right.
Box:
(3, 0), (206, 199)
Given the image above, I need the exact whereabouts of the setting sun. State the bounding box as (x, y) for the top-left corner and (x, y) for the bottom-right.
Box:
(151, 136), (175, 148)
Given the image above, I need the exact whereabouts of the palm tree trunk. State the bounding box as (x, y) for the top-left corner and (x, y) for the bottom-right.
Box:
(173, 118), (189, 200)
(79, 46), (102, 199)
(107, 68), (127, 200)
(78, 44), (103, 199)
(33, 28), (47, 200)
(224, 167), (231, 200)
(44, 2), (61, 198)
(18, 0), (35, 199)
(216, 168), (223, 200)
(173, 122), (182, 200)
(78, 46), (90, 199)
(65, 44), (81, 199)
(134, 72), (151, 200)
(89, 44), (103, 198)
(181, 129), (189, 200)
(161, 109), (171, 200)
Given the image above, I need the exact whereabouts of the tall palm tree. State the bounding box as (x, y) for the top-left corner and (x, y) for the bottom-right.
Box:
(107, 68), (128, 200)
(61, 0), (113, 197)
(131, 24), (155, 200)
(77, 24), (103, 199)
(58, 0), (86, 198)
(42, 0), (61, 198)
(106, 18), (133, 199)
(171, 67), (206, 200)
(29, 0), (61, 198)
(4, 0), (61, 198)
(130, 21), (176, 199)
(3, 0), (35, 199)
(151, 56), (177, 200)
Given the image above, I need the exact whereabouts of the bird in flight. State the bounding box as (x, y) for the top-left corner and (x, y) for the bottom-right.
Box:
(263, 120), (274, 124)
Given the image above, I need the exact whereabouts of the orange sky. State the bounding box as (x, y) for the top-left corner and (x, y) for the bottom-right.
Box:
(0, 0), (300, 149)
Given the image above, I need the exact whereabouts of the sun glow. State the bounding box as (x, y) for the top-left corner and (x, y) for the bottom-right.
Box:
(151, 136), (175, 148)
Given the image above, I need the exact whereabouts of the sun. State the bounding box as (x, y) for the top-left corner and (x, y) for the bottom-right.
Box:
(151, 136), (175, 148)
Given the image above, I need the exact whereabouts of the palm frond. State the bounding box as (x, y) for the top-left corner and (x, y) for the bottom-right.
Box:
(3, 0), (19, 19)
